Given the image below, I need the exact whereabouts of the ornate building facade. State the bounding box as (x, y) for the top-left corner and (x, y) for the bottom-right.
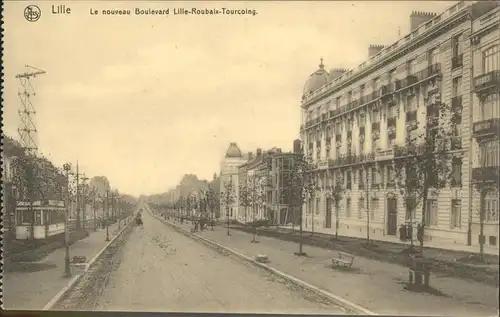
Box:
(470, 4), (500, 249)
(299, 1), (499, 249)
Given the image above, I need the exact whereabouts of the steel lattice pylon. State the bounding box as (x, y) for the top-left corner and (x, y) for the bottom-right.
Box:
(16, 65), (46, 157)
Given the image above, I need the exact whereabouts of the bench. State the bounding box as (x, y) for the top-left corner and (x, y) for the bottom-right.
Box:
(332, 251), (355, 268)
(255, 254), (268, 263)
(71, 255), (88, 274)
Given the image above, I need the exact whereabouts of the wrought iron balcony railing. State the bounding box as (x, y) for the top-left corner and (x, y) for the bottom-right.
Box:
(473, 118), (500, 138)
(474, 70), (500, 92)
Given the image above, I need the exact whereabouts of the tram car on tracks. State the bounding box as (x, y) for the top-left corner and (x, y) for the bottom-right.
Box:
(15, 200), (66, 240)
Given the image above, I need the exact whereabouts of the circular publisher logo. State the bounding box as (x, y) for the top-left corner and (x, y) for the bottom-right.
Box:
(24, 5), (41, 22)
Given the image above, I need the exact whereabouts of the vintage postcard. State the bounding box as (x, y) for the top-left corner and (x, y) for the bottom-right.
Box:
(1, 0), (499, 315)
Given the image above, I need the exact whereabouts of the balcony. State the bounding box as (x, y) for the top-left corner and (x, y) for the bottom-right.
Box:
(474, 70), (500, 93)
(402, 75), (418, 88)
(375, 149), (393, 161)
(380, 84), (394, 98)
(472, 166), (500, 184)
(452, 54), (463, 69)
(473, 118), (500, 139)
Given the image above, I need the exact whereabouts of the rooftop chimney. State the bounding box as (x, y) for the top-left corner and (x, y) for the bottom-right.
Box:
(293, 139), (302, 154)
(256, 148), (262, 156)
(248, 152), (253, 160)
(368, 45), (385, 57)
(329, 68), (347, 80)
(410, 11), (437, 32)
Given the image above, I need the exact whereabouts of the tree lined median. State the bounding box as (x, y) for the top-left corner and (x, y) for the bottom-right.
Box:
(230, 224), (499, 287)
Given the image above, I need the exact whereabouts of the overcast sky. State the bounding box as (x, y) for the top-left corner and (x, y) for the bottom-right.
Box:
(3, 1), (454, 196)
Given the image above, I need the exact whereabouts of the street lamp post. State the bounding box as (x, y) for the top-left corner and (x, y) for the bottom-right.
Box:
(63, 163), (72, 277)
(118, 197), (121, 231)
(105, 189), (110, 242)
(92, 189), (97, 231)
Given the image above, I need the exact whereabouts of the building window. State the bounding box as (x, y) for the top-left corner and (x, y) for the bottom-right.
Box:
(360, 84), (365, 101)
(406, 95), (417, 112)
(336, 96), (341, 109)
(453, 34), (463, 56)
(373, 77), (380, 92)
(451, 158), (462, 187)
(428, 47), (439, 65)
(451, 199), (461, 228)
(346, 170), (352, 190)
(406, 198), (416, 221)
(372, 108), (380, 123)
(387, 69), (395, 83)
(425, 199), (438, 227)
(315, 198), (320, 215)
(347, 91), (353, 104)
(371, 167), (381, 187)
(452, 76), (462, 97)
(388, 104), (397, 118)
(407, 59), (416, 75)
(485, 191), (499, 222)
(481, 93), (500, 121)
(480, 140), (500, 167)
(483, 45), (499, 73)
(387, 166), (395, 187)
(370, 198), (378, 220)
(307, 198), (313, 215)
(358, 197), (364, 219)
(359, 169), (364, 189)
(346, 198), (351, 218)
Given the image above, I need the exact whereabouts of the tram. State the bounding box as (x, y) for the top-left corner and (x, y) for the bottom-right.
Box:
(15, 200), (66, 240)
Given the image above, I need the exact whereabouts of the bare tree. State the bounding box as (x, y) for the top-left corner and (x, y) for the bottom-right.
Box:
(327, 172), (345, 240)
(284, 153), (315, 256)
(220, 179), (236, 236)
(239, 184), (251, 224)
(11, 152), (66, 240)
(393, 100), (458, 253)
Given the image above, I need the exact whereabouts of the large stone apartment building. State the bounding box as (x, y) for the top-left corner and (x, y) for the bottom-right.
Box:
(299, 1), (499, 250)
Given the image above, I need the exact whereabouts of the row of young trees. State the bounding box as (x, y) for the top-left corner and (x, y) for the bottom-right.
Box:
(238, 176), (268, 224)
(5, 137), (133, 237)
(168, 188), (220, 220)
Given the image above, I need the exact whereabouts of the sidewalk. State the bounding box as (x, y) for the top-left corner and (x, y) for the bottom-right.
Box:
(3, 221), (124, 310)
(172, 221), (498, 317)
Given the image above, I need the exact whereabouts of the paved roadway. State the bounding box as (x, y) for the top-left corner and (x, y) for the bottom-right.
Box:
(91, 209), (345, 313)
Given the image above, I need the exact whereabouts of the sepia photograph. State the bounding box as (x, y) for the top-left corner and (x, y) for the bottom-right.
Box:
(1, 0), (499, 316)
